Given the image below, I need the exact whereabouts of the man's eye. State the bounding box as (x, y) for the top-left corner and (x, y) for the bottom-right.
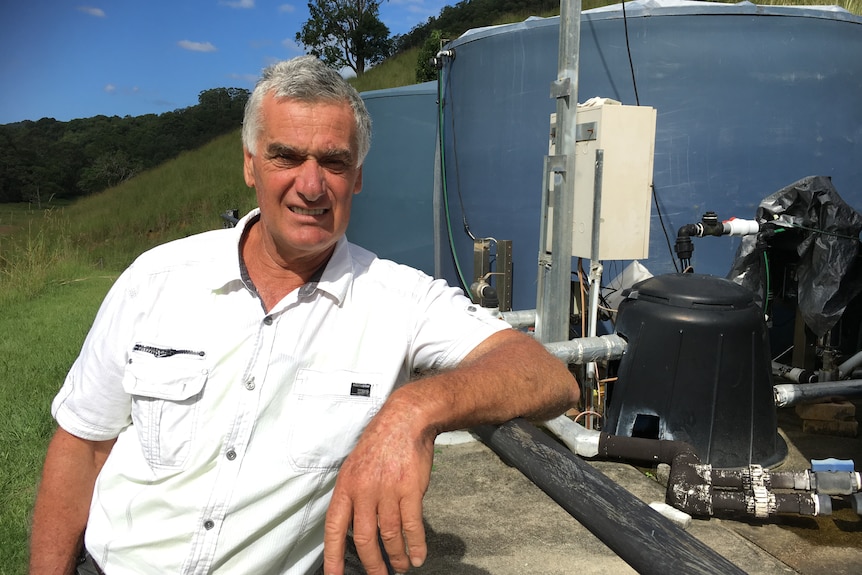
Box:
(273, 154), (303, 167)
(322, 159), (349, 173)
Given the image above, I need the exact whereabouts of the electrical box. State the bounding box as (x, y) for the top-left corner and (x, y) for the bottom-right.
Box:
(571, 100), (656, 260)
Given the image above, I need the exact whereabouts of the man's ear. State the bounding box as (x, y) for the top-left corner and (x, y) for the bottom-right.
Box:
(353, 165), (363, 195)
(243, 148), (256, 188)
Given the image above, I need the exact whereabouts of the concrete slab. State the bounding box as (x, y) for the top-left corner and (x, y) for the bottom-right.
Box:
(415, 405), (862, 575)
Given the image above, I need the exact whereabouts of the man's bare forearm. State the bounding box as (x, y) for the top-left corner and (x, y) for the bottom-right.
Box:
(396, 329), (580, 437)
(30, 428), (115, 575)
(323, 328), (578, 575)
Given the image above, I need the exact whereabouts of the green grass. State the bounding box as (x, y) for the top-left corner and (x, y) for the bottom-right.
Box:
(0, 131), (255, 574)
(0, 276), (115, 574)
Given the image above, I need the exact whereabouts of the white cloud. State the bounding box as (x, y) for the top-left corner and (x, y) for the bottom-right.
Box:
(178, 40), (217, 53)
(104, 84), (141, 96)
(278, 4), (295, 13)
(220, 0), (255, 8)
(77, 6), (106, 18)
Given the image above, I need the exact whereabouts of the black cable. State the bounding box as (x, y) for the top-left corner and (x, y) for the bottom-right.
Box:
(652, 184), (679, 272)
(621, 0), (641, 106)
(445, 70), (477, 241)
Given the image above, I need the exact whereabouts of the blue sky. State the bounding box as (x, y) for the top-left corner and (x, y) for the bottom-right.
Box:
(0, 0), (450, 125)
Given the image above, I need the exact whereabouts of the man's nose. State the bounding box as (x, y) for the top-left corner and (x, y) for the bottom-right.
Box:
(296, 159), (325, 202)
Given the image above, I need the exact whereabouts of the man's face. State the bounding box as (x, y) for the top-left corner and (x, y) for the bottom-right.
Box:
(243, 94), (362, 265)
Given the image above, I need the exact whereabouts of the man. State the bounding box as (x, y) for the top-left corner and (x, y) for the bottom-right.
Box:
(29, 56), (578, 575)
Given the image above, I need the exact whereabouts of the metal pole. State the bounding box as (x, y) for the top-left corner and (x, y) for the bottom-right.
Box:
(535, 1), (582, 344)
(583, 149), (604, 427)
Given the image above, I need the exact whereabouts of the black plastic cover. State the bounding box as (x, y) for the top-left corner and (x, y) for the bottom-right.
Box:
(727, 176), (862, 337)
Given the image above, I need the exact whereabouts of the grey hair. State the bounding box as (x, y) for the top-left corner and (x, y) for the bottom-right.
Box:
(242, 56), (372, 166)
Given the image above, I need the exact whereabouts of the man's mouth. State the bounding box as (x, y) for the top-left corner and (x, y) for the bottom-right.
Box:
(290, 207), (328, 216)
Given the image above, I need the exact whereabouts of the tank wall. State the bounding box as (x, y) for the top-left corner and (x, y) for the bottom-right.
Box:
(440, 12), (862, 310)
(351, 84), (439, 276)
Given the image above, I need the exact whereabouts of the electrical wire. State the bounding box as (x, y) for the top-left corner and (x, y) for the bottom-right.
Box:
(574, 410), (603, 425)
(621, 0), (641, 106)
(777, 223), (862, 242)
(772, 344), (795, 363)
(763, 250), (771, 315)
(445, 66), (477, 241)
(652, 185), (680, 272)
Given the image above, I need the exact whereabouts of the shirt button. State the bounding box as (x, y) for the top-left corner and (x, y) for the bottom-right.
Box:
(226, 449), (237, 461)
(263, 316), (273, 325)
(244, 379), (255, 390)
(204, 520), (215, 530)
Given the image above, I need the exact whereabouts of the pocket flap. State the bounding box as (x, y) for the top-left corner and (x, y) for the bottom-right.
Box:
(122, 357), (209, 401)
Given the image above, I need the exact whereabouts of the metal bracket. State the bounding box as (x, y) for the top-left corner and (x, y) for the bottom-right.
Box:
(576, 121), (597, 142)
(546, 155), (567, 174)
(550, 77), (572, 100)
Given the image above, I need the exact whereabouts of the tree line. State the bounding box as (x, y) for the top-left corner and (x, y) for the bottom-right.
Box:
(393, 0), (560, 53)
(0, 87), (249, 205)
(2, 0), (561, 206)
(297, 0), (561, 78)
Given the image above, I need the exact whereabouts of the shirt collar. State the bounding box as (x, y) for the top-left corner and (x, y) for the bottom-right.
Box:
(204, 208), (261, 291)
(212, 207), (355, 305)
(305, 236), (353, 305)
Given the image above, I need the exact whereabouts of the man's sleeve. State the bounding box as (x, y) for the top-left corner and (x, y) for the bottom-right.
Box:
(407, 276), (511, 373)
(52, 268), (137, 440)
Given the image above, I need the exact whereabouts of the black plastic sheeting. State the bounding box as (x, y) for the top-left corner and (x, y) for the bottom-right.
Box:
(728, 176), (862, 337)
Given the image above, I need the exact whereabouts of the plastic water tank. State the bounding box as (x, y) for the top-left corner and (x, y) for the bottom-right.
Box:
(605, 273), (787, 468)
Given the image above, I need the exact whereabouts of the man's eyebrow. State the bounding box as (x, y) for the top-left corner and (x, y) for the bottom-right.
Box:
(265, 143), (303, 158)
(319, 148), (355, 164)
(264, 143), (354, 164)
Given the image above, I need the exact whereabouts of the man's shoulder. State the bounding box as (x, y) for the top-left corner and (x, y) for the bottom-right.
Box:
(346, 241), (430, 283)
(130, 227), (236, 276)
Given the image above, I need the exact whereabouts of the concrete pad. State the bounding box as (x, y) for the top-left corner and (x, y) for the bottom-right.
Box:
(413, 405), (862, 575)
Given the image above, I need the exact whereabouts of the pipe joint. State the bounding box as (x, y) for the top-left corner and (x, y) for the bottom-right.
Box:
(813, 471), (862, 495)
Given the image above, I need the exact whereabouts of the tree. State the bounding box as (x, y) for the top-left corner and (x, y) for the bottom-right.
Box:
(296, 0), (392, 76)
(77, 150), (142, 194)
(416, 30), (446, 83)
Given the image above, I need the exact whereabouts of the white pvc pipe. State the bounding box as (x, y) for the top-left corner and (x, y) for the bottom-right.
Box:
(543, 414), (600, 458)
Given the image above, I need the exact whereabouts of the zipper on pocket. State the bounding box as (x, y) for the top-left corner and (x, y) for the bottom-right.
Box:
(133, 344), (206, 358)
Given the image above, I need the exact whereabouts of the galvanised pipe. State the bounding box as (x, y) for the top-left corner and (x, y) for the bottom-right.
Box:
(543, 333), (627, 364)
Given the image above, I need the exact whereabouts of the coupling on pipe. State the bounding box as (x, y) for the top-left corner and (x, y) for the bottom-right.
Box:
(774, 379), (862, 407)
(772, 361), (819, 384)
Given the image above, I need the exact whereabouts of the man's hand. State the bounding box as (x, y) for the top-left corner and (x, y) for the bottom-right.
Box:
(322, 329), (579, 575)
(323, 392), (433, 575)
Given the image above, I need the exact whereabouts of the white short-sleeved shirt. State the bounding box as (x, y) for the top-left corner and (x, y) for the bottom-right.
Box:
(52, 209), (509, 574)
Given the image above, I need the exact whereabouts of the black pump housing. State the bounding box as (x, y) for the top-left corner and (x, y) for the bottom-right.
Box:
(605, 273), (787, 468)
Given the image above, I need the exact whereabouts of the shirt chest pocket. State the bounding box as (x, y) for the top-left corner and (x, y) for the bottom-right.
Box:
(286, 369), (386, 471)
(122, 351), (209, 470)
